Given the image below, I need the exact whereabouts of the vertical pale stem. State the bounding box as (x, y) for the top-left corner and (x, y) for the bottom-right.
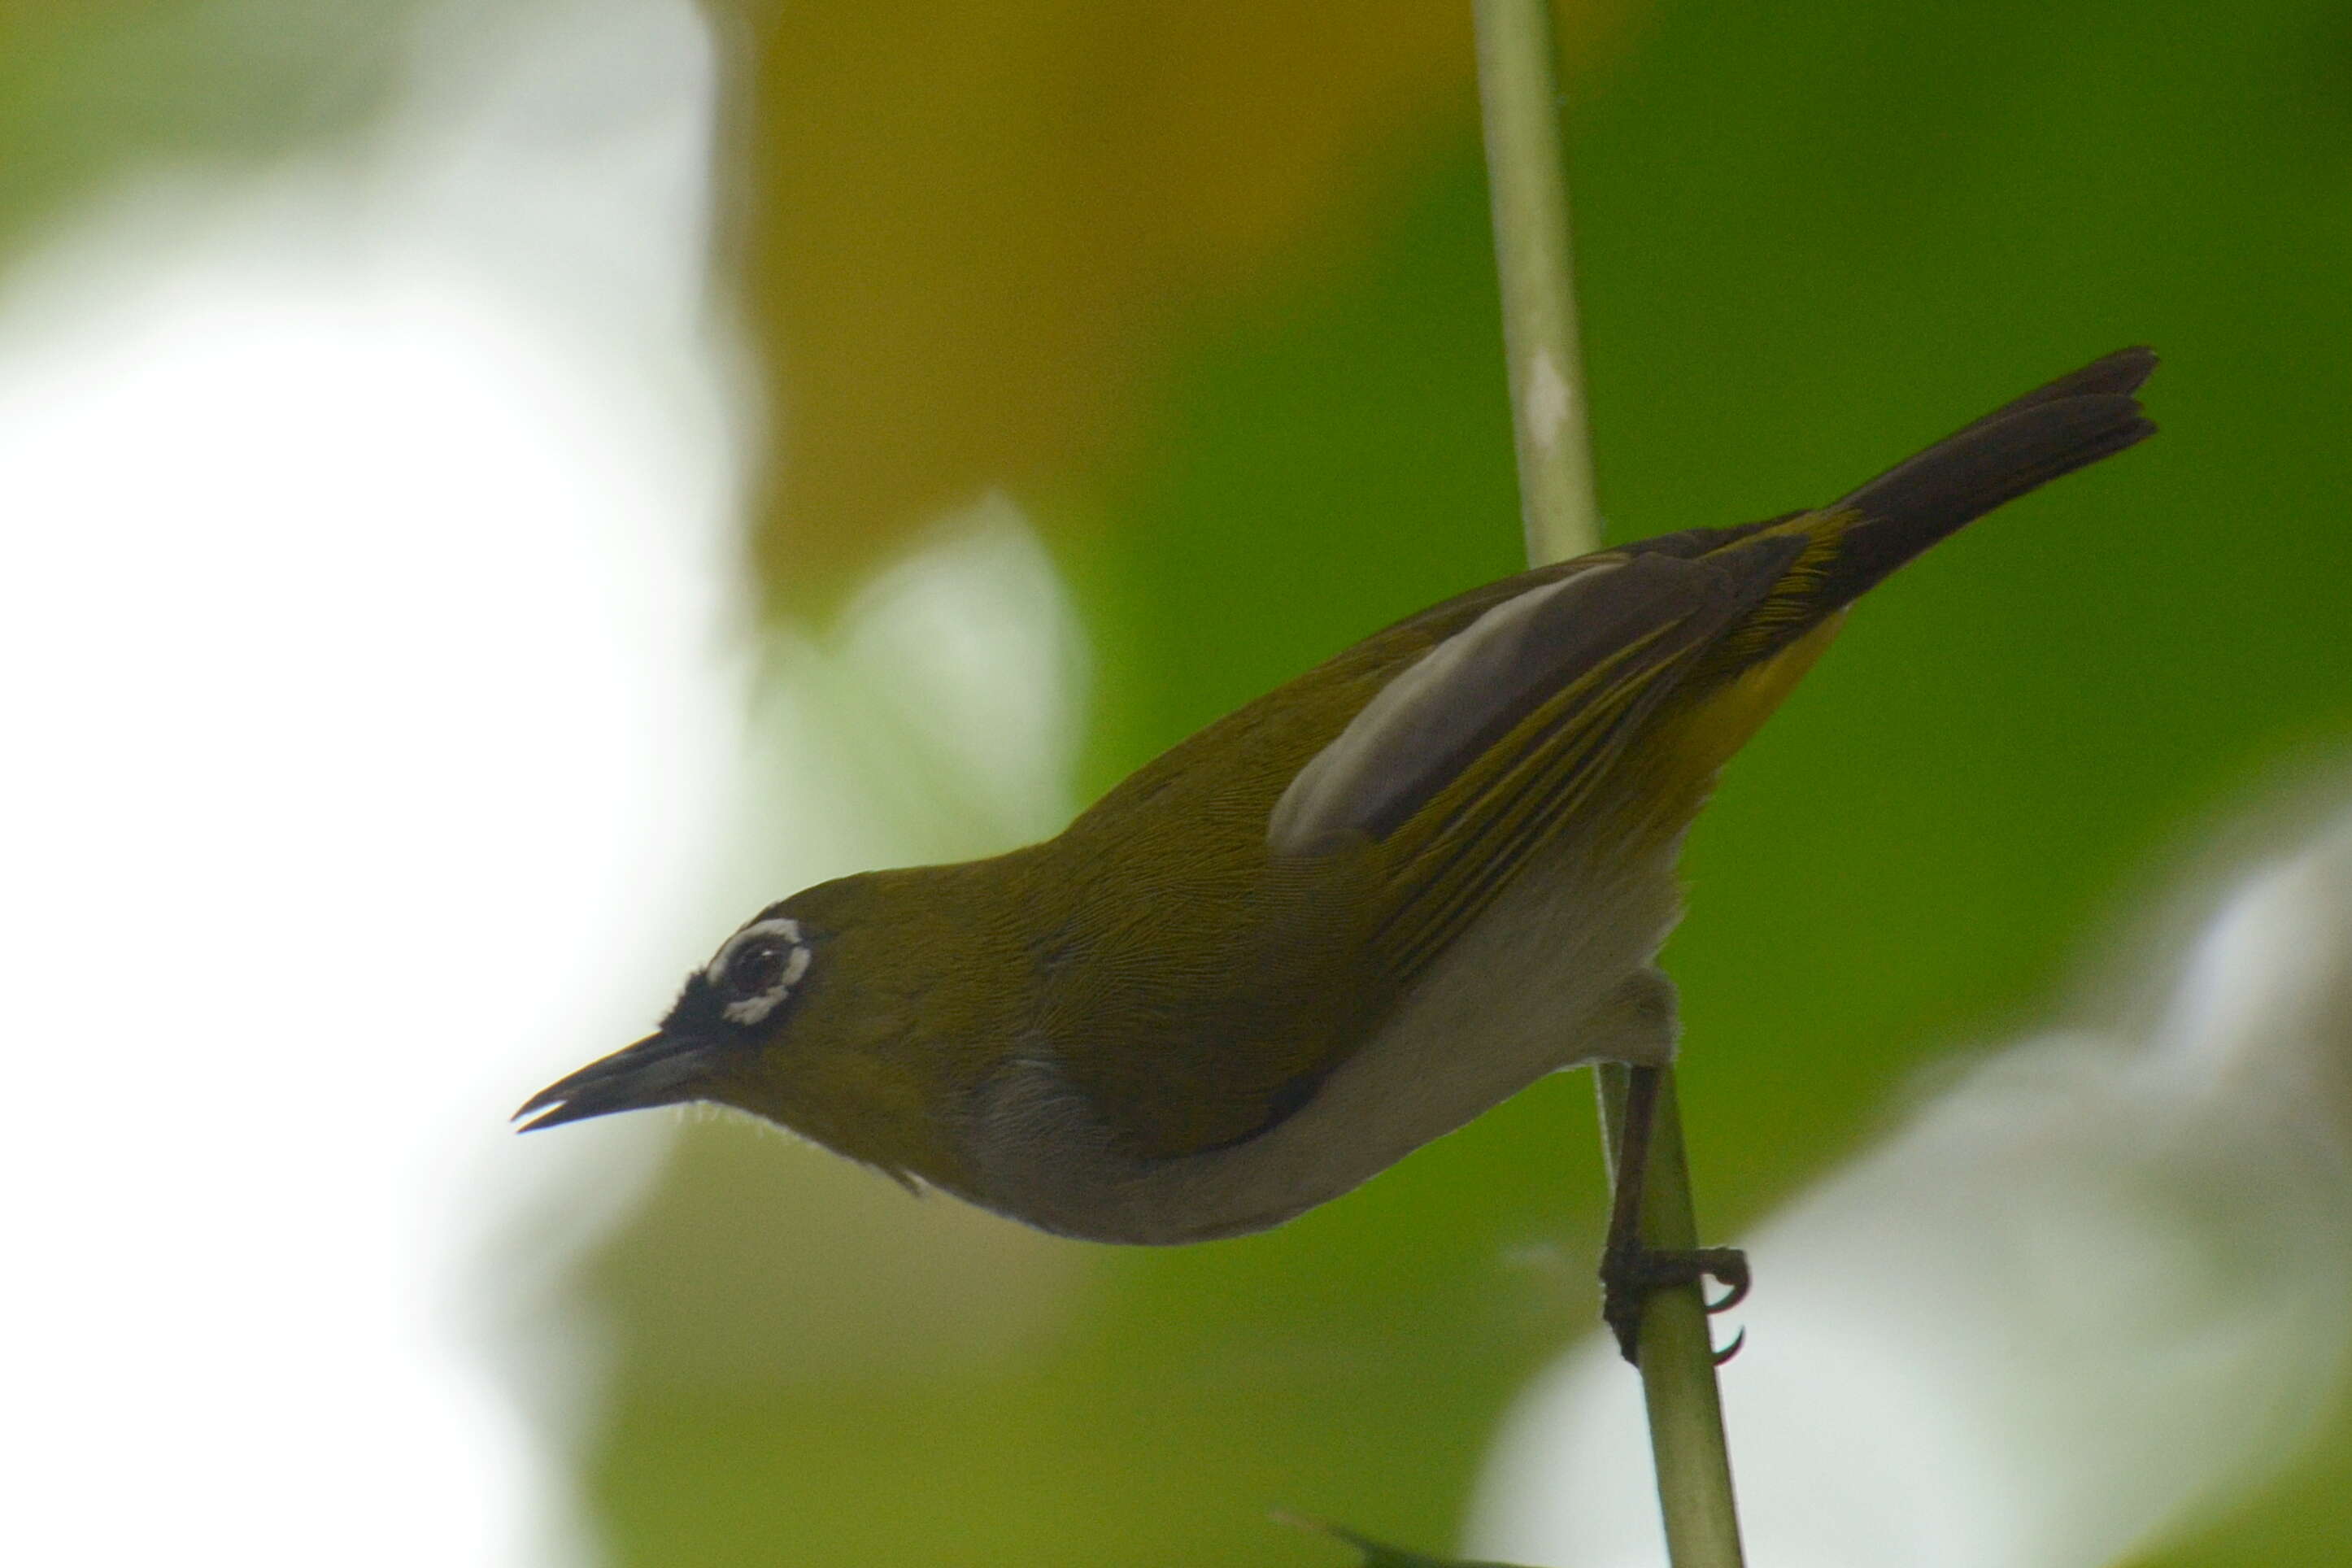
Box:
(1474, 0), (1599, 564)
(1596, 1069), (1746, 1568)
(1472, 4), (1746, 1566)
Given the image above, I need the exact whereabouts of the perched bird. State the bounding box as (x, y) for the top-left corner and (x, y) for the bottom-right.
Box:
(520, 351), (2157, 1277)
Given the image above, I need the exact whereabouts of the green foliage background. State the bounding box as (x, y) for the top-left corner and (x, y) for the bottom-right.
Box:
(587, 2), (2352, 1564)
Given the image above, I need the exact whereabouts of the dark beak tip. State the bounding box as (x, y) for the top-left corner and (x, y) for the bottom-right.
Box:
(511, 1073), (590, 1130)
(508, 1032), (706, 1135)
(512, 1100), (580, 1134)
(510, 1069), (624, 1133)
(509, 1086), (626, 1135)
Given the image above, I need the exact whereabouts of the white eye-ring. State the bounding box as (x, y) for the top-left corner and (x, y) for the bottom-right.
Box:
(706, 916), (813, 1026)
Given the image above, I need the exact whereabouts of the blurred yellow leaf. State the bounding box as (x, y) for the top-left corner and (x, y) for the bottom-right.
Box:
(707, 0), (1629, 603)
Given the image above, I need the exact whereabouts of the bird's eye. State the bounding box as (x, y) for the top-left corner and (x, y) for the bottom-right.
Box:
(725, 941), (786, 998)
(704, 916), (813, 1026)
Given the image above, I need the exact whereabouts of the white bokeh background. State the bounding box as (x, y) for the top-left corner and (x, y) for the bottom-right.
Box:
(0, 3), (734, 1560)
(0, 7), (1097, 1560)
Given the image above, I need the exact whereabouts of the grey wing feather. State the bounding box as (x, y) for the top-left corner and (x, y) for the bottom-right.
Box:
(1266, 549), (1792, 856)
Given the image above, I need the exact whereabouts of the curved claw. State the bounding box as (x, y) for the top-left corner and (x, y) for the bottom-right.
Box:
(1712, 1327), (1747, 1365)
(1598, 1244), (1753, 1364)
(1705, 1269), (1751, 1316)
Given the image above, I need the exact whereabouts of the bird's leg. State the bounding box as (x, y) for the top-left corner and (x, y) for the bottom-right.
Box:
(1599, 1064), (1749, 1365)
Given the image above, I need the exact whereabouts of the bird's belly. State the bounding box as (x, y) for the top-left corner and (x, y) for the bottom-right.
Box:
(955, 834), (1685, 1244)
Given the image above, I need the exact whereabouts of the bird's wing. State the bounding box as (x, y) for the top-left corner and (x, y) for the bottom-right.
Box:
(1272, 539), (1806, 979)
(1045, 350), (2157, 1166)
(1036, 525), (1812, 1161)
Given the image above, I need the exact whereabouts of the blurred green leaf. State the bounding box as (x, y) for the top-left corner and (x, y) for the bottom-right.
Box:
(0, 1), (414, 266)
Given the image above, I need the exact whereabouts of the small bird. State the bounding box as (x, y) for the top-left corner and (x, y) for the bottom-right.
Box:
(520, 350), (2156, 1315)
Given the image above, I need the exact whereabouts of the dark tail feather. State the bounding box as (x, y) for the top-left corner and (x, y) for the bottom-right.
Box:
(1818, 346), (2157, 607)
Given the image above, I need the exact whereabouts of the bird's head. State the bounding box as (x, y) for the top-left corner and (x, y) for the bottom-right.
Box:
(514, 899), (825, 1133)
(513, 870), (982, 1190)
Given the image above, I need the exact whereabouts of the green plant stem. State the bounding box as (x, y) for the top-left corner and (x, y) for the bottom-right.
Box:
(1473, 0), (1597, 564)
(1471, 4), (1747, 1566)
(1596, 1067), (1745, 1568)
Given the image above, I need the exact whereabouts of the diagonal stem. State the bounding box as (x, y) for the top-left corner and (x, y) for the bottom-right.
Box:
(1472, 3), (1747, 1566)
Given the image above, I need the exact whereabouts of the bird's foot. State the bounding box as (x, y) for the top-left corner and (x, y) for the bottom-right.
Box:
(1599, 1241), (1749, 1365)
